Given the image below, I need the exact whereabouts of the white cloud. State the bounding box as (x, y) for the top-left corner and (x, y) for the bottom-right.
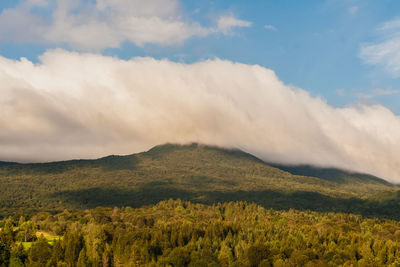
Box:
(1, 50), (400, 183)
(360, 17), (400, 77)
(217, 14), (252, 34)
(264, 25), (277, 31)
(0, 0), (251, 50)
(340, 88), (399, 99)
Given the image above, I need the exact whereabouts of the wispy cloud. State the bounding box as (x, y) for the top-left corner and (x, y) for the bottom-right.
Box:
(337, 88), (399, 99)
(325, 0), (361, 14)
(348, 6), (359, 14)
(0, 0), (251, 50)
(1, 50), (400, 183)
(336, 88), (346, 96)
(217, 14), (252, 34)
(360, 17), (400, 77)
(264, 25), (277, 31)
(356, 88), (400, 99)
(370, 88), (399, 96)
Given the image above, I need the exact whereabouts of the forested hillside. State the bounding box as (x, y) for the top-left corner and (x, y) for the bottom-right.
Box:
(1, 200), (400, 266)
(0, 143), (399, 219)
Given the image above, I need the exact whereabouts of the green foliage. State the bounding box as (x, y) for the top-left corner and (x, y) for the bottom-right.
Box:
(0, 223), (12, 267)
(46, 239), (63, 267)
(27, 237), (52, 266)
(0, 243), (10, 267)
(76, 248), (88, 267)
(63, 232), (83, 266)
(9, 244), (27, 267)
(0, 144), (399, 220)
(1, 200), (400, 266)
(16, 221), (36, 242)
(246, 243), (270, 267)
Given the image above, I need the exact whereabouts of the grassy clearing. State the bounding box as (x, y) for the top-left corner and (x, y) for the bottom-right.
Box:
(18, 231), (62, 250)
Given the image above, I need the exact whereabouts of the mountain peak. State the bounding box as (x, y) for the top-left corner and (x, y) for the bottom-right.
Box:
(144, 143), (262, 162)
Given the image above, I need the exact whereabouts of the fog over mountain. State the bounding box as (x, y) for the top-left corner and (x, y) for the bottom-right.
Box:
(1, 50), (400, 183)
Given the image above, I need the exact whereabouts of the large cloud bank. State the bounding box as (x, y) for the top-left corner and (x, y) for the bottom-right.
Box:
(1, 50), (400, 183)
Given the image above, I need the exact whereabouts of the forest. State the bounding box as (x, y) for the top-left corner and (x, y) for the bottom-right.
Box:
(1, 200), (400, 266)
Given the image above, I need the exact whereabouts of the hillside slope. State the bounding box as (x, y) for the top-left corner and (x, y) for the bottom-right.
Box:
(0, 143), (398, 218)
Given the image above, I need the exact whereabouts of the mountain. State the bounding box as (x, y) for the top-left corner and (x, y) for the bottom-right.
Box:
(0, 143), (399, 219)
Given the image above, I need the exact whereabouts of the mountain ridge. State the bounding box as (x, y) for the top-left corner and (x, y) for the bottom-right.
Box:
(2, 142), (392, 185)
(0, 143), (399, 219)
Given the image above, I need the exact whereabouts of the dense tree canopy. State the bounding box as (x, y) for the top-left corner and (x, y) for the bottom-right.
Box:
(1, 200), (400, 266)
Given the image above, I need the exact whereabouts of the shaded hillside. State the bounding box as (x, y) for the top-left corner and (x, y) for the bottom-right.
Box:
(0, 143), (398, 218)
(0, 161), (17, 166)
(270, 164), (395, 195)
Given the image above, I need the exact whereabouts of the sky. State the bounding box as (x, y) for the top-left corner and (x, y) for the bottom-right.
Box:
(1, 0), (400, 183)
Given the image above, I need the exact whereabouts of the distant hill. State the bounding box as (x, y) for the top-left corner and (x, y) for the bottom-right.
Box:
(0, 143), (399, 219)
(0, 161), (17, 166)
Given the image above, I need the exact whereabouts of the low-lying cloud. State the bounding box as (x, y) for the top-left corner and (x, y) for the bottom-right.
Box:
(1, 50), (400, 183)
